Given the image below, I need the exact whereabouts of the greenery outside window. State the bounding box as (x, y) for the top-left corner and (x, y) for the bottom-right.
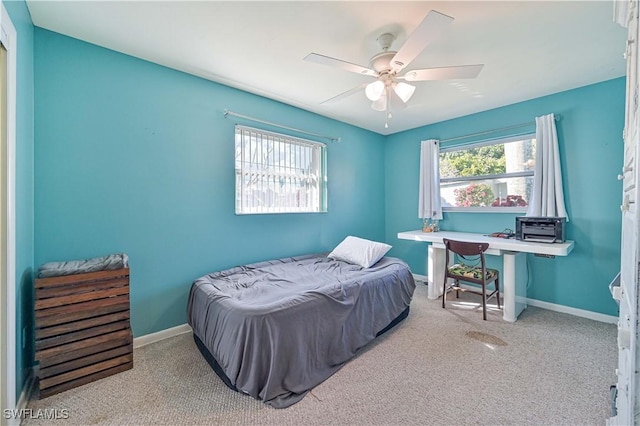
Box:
(235, 125), (327, 214)
(440, 134), (536, 212)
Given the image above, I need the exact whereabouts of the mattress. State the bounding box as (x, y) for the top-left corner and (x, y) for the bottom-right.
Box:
(187, 253), (415, 408)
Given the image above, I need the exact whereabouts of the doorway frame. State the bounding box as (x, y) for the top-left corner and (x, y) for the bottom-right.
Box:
(0, 3), (17, 424)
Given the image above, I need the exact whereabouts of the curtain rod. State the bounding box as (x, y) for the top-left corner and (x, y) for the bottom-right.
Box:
(439, 114), (561, 144)
(223, 109), (341, 143)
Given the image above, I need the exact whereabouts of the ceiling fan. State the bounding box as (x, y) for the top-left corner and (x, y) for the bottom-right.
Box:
(304, 10), (484, 128)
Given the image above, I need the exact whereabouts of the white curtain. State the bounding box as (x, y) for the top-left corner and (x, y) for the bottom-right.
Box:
(527, 113), (568, 220)
(613, 0), (630, 28)
(418, 139), (443, 220)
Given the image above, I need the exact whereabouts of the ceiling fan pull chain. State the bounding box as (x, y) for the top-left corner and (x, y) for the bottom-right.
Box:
(385, 88), (390, 128)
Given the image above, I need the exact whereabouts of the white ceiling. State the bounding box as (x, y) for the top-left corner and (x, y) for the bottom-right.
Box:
(26, 1), (627, 135)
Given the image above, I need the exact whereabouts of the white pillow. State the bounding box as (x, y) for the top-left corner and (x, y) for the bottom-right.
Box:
(328, 236), (392, 268)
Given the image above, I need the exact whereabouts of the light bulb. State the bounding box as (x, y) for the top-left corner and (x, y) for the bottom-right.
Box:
(393, 82), (416, 103)
(365, 80), (385, 101)
(371, 90), (388, 111)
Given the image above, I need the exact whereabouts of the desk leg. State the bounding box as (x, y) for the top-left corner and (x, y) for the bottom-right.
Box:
(427, 245), (446, 300)
(502, 251), (527, 322)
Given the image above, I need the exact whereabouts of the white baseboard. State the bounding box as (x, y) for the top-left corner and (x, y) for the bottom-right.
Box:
(412, 273), (618, 324)
(8, 368), (36, 426)
(133, 323), (192, 349)
(525, 298), (618, 324)
(413, 273), (428, 284)
(10, 324), (192, 422)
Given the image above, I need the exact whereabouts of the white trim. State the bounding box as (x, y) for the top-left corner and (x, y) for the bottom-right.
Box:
(133, 324), (192, 349)
(1, 3), (17, 421)
(411, 273), (618, 324)
(442, 206), (528, 214)
(440, 132), (536, 152)
(440, 170), (534, 183)
(7, 369), (35, 426)
(525, 298), (618, 324)
(7, 324), (195, 417)
(413, 273), (429, 284)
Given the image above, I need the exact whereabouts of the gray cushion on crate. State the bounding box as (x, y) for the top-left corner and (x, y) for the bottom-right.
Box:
(37, 253), (129, 278)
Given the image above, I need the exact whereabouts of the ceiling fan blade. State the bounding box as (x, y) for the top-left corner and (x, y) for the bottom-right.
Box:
(390, 10), (454, 72)
(320, 83), (367, 105)
(304, 53), (377, 77)
(402, 64), (484, 81)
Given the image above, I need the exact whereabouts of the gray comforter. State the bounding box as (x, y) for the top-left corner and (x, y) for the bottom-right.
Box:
(187, 253), (415, 408)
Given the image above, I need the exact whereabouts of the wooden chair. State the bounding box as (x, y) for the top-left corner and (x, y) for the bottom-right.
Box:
(442, 238), (501, 320)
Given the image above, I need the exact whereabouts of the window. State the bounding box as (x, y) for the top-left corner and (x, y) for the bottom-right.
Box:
(439, 134), (536, 212)
(235, 126), (327, 214)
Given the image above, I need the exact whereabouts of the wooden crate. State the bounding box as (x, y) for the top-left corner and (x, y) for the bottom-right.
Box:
(34, 268), (133, 398)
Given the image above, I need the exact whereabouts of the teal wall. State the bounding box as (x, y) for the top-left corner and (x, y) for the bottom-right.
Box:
(385, 78), (625, 316)
(4, 0), (34, 401)
(33, 29), (387, 337)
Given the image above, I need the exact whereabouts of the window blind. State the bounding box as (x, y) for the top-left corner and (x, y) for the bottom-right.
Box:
(235, 125), (327, 214)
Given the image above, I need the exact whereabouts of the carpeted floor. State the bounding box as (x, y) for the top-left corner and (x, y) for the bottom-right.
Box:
(23, 282), (617, 425)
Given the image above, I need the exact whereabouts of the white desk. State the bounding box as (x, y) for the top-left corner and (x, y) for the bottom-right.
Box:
(397, 230), (575, 322)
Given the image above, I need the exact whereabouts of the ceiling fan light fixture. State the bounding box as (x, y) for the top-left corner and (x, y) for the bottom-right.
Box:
(365, 80), (385, 101)
(371, 90), (388, 111)
(393, 82), (416, 103)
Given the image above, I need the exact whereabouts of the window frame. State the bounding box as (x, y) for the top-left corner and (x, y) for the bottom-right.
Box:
(234, 125), (328, 215)
(440, 133), (536, 213)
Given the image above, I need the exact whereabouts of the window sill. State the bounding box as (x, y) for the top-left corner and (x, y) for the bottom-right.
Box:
(443, 207), (527, 213)
(235, 210), (328, 215)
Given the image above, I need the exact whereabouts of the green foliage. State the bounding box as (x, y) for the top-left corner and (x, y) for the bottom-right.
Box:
(440, 145), (506, 178)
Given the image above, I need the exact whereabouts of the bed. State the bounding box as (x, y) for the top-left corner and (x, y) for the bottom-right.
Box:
(187, 249), (415, 408)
